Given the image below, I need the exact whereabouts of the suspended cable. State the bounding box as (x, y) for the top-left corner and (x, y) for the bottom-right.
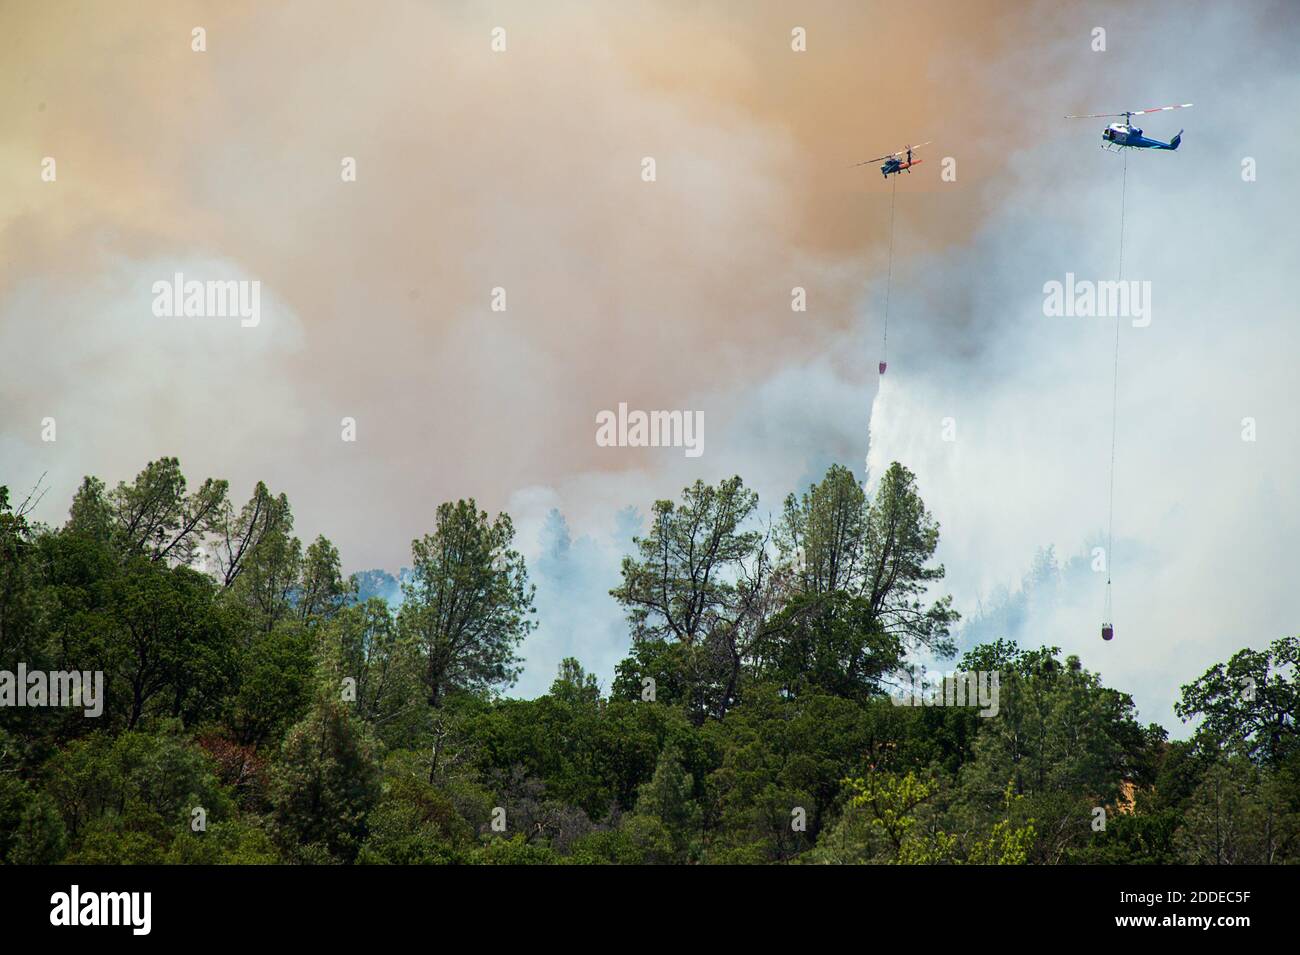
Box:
(880, 174), (898, 374)
(1102, 150), (1128, 641)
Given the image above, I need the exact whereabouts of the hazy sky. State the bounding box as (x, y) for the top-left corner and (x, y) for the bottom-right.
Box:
(3, 0), (1297, 728)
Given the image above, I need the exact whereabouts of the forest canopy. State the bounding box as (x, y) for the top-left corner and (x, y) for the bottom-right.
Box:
(0, 461), (1295, 865)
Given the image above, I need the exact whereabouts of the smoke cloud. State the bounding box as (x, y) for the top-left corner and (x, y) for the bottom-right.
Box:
(3, 1), (1296, 722)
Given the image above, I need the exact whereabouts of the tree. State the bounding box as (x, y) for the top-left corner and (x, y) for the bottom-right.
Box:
(753, 591), (902, 700)
(323, 599), (424, 748)
(357, 773), (474, 865)
(954, 645), (1149, 863)
(1176, 636), (1300, 766)
(298, 535), (353, 624)
(612, 476), (760, 648)
(0, 727), (68, 864)
(226, 620), (315, 747)
(398, 500), (536, 707)
(845, 771), (945, 862)
(611, 476), (774, 718)
(0, 486), (41, 666)
(93, 558), (235, 729)
(827, 772), (1034, 865)
(704, 685), (879, 860)
(43, 722), (231, 857)
(224, 493), (301, 635)
(958, 646), (1146, 805)
(270, 699), (381, 863)
(550, 658), (602, 708)
(212, 481), (293, 590)
(1174, 756), (1300, 864)
(777, 463), (957, 657)
(778, 463), (868, 596)
(14, 452), (1300, 869)
(628, 744), (700, 861)
(78, 458), (229, 566)
(860, 463), (958, 655)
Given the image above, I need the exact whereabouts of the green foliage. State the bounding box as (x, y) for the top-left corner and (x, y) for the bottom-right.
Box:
(1176, 636), (1300, 766)
(551, 657), (601, 707)
(399, 500), (536, 707)
(610, 636), (735, 723)
(860, 463), (959, 657)
(322, 599), (426, 748)
(96, 458), (228, 566)
(88, 557), (235, 729)
(1172, 755), (1300, 864)
(753, 592), (902, 701)
(629, 744), (700, 861)
(164, 820), (281, 864)
(564, 826), (648, 865)
(0, 770), (66, 864)
(612, 476), (761, 648)
(0, 486), (42, 667)
(611, 476), (773, 722)
(470, 833), (559, 864)
(3, 457), (1296, 866)
(270, 700), (381, 863)
(958, 649), (1145, 806)
(298, 535), (353, 624)
(10, 790), (68, 863)
(357, 772), (475, 864)
(38, 721), (230, 863)
(965, 784), (1037, 865)
(828, 772), (1034, 865)
(1065, 804), (1181, 864)
(843, 771), (943, 862)
(224, 489), (301, 635)
(779, 463), (958, 658)
(226, 621), (316, 747)
(703, 685), (880, 860)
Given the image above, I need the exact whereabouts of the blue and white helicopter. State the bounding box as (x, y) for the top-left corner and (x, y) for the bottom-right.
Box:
(1066, 102), (1192, 151)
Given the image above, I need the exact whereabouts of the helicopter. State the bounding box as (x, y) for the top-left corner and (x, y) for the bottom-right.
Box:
(1065, 103), (1192, 151)
(853, 141), (932, 178)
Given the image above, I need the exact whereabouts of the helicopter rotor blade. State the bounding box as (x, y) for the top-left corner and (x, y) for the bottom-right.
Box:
(852, 141), (933, 166)
(1066, 103), (1192, 119)
(1130, 102), (1193, 115)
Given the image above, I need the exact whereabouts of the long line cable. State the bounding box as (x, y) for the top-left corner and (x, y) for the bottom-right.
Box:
(881, 175), (898, 368)
(1104, 150), (1128, 621)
